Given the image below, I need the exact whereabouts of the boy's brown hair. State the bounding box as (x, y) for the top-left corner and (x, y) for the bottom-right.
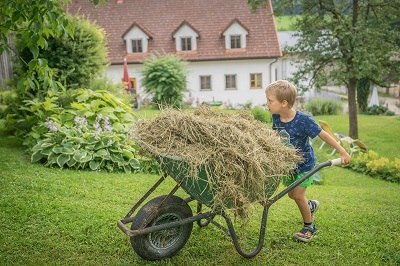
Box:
(265, 80), (297, 107)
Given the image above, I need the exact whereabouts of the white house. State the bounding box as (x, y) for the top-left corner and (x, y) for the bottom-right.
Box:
(67, 0), (282, 107)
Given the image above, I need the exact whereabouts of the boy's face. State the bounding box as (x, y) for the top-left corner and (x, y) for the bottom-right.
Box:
(266, 91), (286, 114)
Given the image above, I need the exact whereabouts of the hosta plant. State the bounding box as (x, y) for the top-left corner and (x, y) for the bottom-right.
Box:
(26, 89), (147, 173)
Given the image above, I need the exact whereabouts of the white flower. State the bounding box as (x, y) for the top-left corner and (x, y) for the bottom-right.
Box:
(44, 118), (58, 132)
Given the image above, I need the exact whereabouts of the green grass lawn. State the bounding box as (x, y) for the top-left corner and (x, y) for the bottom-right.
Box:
(1, 114), (400, 265)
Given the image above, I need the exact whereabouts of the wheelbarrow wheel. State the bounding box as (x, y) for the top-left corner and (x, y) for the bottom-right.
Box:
(130, 195), (193, 260)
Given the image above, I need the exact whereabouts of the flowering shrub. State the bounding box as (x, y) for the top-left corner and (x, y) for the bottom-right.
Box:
(25, 89), (159, 173)
(348, 150), (400, 182)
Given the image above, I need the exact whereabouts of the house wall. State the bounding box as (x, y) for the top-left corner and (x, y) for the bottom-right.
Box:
(106, 58), (279, 107)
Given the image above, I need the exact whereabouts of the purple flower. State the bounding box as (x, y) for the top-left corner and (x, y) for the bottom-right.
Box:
(103, 116), (112, 133)
(44, 118), (58, 132)
(74, 116), (88, 133)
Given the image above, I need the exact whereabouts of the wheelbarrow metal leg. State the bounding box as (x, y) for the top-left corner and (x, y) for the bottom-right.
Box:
(221, 205), (270, 258)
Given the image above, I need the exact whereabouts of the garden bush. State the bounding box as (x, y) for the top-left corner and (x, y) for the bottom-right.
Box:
(304, 97), (342, 116)
(141, 54), (187, 109)
(0, 90), (17, 131)
(364, 105), (395, 116)
(25, 88), (158, 173)
(348, 150), (400, 182)
(14, 15), (107, 92)
(251, 106), (271, 123)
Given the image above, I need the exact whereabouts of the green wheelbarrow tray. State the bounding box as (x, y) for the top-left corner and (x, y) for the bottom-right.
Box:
(157, 154), (281, 208)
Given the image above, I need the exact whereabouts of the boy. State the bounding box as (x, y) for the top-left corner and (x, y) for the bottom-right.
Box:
(265, 80), (351, 242)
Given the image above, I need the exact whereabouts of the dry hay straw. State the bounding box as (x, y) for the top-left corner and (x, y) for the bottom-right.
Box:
(135, 106), (302, 217)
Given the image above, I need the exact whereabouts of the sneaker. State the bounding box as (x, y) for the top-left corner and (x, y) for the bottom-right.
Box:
(294, 226), (318, 242)
(308, 200), (320, 221)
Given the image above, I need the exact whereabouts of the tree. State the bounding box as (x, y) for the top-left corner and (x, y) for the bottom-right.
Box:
(15, 15), (108, 91)
(141, 54), (187, 109)
(0, 0), (103, 97)
(248, 0), (400, 138)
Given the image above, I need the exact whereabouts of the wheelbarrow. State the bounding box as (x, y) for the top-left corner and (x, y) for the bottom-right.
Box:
(117, 155), (342, 260)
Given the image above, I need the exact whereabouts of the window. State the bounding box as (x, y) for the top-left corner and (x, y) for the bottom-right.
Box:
(230, 35), (241, 49)
(200, 76), (211, 90)
(225, 74), (237, 90)
(131, 39), (143, 53)
(250, 73), (262, 89)
(181, 37), (192, 51)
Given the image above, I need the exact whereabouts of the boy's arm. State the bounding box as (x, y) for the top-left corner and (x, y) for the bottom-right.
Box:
(318, 130), (351, 164)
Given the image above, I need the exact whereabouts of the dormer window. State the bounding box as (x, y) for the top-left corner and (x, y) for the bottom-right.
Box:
(222, 19), (249, 50)
(230, 35), (241, 49)
(181, 37), (192, 51)
(122, 23), (152, 54)
(173, 21), (200, 52)
(132, 39), (143, 53)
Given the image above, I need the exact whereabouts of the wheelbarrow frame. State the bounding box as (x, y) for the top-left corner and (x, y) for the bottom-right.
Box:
(117, 158), (342, 259)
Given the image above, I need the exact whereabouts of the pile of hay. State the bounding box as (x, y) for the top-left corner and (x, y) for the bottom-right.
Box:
(135, 106), (302, 217)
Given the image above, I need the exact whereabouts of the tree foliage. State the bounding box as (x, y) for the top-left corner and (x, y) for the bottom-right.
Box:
(14, 15), (108, 91)
(248, 0), (400, 138)
(0, 0), (107, 135)
(0, 0), (104, 97)
(141, 54), (187, 109)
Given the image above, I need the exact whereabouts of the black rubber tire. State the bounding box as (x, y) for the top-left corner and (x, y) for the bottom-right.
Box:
(130, 195), (193, 260)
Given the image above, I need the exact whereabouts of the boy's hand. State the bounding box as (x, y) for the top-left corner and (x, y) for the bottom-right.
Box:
(340, 151), (351, 165)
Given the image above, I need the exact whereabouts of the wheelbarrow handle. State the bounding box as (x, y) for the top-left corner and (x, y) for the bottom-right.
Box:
(266, 158), (342, 207)
(330, 158), (342, 166)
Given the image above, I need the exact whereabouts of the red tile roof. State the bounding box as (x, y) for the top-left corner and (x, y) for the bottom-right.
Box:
(67, 0), (282, 64)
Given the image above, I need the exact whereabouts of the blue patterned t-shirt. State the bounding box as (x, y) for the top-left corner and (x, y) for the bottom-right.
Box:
(272, 111), (322, 174)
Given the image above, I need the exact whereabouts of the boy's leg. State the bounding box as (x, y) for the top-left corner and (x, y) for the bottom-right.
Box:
(288, 186), (317, 242)
(288, 186), (312, 223)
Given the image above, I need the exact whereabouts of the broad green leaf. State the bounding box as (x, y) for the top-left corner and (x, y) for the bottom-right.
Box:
(89, 160), (100, 170)
(41, 147), (53, 156)
(32, 142), (44, 152)
(73, 150), (87, 162)
(94, 149), (109, 157)
(52, 146), (63, 154)
(80, 154), (92, 163)
(61, 146), (75, 155)
(111, 153), (123, 163)
(41, 142), (55, 148)
(31, 151), (44, 163)
(70, 102), (88, 110)
(122, 149), (134, 159)
(57, 154), (70, 168)
(129, 158), (140, 169)
(67, 158), (77, 167)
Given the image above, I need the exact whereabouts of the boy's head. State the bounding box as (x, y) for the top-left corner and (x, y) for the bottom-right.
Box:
(265, 80), (297, 108)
